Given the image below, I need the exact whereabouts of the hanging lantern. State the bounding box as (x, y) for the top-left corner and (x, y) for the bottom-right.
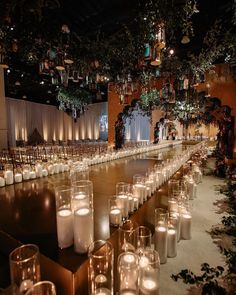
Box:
(155, 23), (166, 50)
(150, 49), (161, 66)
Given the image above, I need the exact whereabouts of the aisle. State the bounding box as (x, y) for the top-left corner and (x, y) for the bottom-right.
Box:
(160, 173), (225, 294)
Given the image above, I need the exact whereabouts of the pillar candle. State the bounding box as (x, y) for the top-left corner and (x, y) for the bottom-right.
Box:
(14, 173), (22, 183)
(56, 209), (73, 249)
(60, 163), (65, 173)
(128, 196), (134, 213)
(139, 278), (159, 295)
(29, 171), (36, 179)
(109, 208), (122, 226)
(35, 164), (43, 178)
(48, 164), (54, 175)
(42, 169), (48, 177)
(0, 176), (5, 187)
(74, 208), (94, 253)
(4, 170), (14, 185)
(133, 184), (146, 204)
(53, 163), (59, 174)
(187, 180), (195, 200)
(94, 288), (111, 295)
(180, 213), (192, 240)
(133, 197), (139, 210)
(167, 228), (177, 258)
(117, 195), (129, 219)
(64, 164), (70, 172)
(154, 225), (167, 264)
(22, 170), (30, 180)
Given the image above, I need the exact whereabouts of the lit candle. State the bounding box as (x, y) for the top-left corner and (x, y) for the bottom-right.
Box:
(167, 228), (177, 258)
(74, 208), (94, 253)
(139, 278), (159, 295)
(29, 171), (36, 179)
(187, 180), (195, 200)
(53, 163), (59, 174)
(14, 173), (22, 183)
(64, 164), (70, 172)
(128, 196), (134, 213)
(109, 208), (122, 226)
(56, 209), (73, 249)
(60, 163), (65, 173)
(19, 279), (33, 293)
(42, 169), (48, 177)
(119, 291), (137, 295)
(35, 164), (43, 178)
(154, 225), (167, 264)
(133, 197), (139, 210)
(133, 184), (146, 204)
(22, 170), (30, 180)
(72, 193), (89, 212)
(48, 164), (54, 175)
(0, 176), (5, 187)
(180, 213), (192, 240)
(4, 170), (14, 185)
(94, 288), (111, 295)
(117, 195), (129, 219)
(171, 213), (181, 242)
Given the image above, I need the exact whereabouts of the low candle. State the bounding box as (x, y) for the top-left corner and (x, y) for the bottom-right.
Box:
(187, 180), (195, 200)
(64, 164), (70, 172)
(29, 171), (36, 179)
(56, 209), (73, 249)
(22, 170), (30, 180)
(48, 165), (54, 175)
(4, 170), (14, 185)
(167, 228), (177, 258)
(119, 291), (137, 295)
(139, 278), (159, 295)
(35, 164), (43, 178)
(180, 213), (192, 240)
(133, 184), (146, 204)
(74, 207), (94, 253)
(42, 169), (48, 177)
(0, 176), (5, 187)
(154, 225), (167, 264)
(72, 193), (89, 212)
(133, 197), (139, 210)
(54, 163), (59, 174)
(117, 194), (129, 219)
(109, 208), (122, 226)
(60, 163), (65, 173)
(14, 173), (22, 183)
(94, 288), (111, 295)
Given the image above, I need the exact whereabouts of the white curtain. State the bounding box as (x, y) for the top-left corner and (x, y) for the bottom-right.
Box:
(124, 109), (150, 142)
(6, 98), (107, 146)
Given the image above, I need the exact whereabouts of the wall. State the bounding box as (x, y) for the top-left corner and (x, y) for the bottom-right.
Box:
(6, 98), (107, 147)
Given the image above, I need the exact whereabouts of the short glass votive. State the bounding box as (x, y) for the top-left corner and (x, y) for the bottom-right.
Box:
(135, 226), (152, 255)
(72, 181), (93, 211)
(118, 252), (139, 294)
(154, 208), (168, 264)
(138, 248), (160, 295)
(70, 163), (89, 182)
(9, 244), (41, 294)
(88, 240), (114, 295)
(108, 196), (122, 227)
(25, 281), (56, 295)
(72, 180), (94, 209)
(118, 220), (138, 253)
(22, 164), (31, 181)
(55, 186), (73, 249)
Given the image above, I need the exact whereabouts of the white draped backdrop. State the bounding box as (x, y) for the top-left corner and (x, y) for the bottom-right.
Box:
(6, 98), (108, 146)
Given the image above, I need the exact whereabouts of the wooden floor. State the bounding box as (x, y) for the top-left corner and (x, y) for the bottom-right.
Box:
(0, 144), (185, 294)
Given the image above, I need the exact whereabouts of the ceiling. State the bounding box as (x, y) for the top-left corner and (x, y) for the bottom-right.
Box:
(2, 0), (234, 105)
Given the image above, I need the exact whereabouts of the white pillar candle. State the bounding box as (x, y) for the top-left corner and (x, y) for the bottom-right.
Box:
(128, 196), (134, 213)
(168, 199), (178, 212)
(35, 164), (43, 178)
(154, 225), (167, 264)
(4, 170), (14, 185)
(193, 183), (197, 198)
(29, 171), (36, 179)
(22, 170), (30, 180)
(139, 278), (159, 295)
(42, 169), (48, 177)
(74, 208), (94, 253)
(145, 182), (152, 197)
(117, 195), (129, 219)
(94, 288), (111, 295)
(56, 209), (73, 249)
(64, 164), (70, 172)
(180, 213), (192, 240)
(72, 193), (89, 212)
(133, 184), (146, 204)
(133, 197), (139, 210)
(48, 164), (54, 175)
(119, 291), (137, 295)
(14, 173), (22, 183)
(187, 180), (195, 200)
(60, 163), (65, 173)
(167, 228), (177, 258)
(171, 213), (181, 242)
(54, 163), (59, 174)
(109, 208), (122, 226)
(0, 176), (5, 187)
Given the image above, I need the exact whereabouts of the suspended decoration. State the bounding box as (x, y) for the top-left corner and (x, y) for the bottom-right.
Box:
(57, 86), (92, 119)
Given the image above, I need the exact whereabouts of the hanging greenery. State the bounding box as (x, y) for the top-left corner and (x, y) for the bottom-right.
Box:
(57, 86), (92, 119)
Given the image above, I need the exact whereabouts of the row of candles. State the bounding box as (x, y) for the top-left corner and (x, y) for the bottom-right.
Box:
(0, 141), (181, 187)
(6, 142), (205, 294)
